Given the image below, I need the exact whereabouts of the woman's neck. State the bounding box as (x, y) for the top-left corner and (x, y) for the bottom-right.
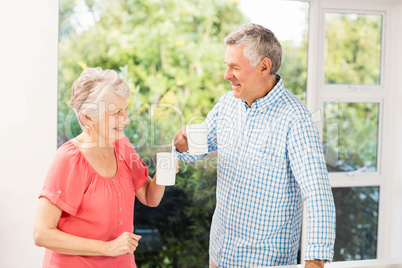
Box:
(74, 131), (114, 150)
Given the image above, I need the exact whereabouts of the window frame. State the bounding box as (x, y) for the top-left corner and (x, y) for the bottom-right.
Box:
(322, 98), (383, 184)
(302, 0), (395, 262)
(320, 9), (385, 90)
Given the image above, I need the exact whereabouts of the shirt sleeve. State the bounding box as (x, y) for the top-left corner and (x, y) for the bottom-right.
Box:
(174, 96), (220, 162)
(39, 144), (90, 216)
(287, 117), (336, 262)
(117, 135), (149, 191)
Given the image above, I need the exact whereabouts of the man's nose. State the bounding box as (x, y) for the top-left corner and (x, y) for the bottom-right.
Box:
(224, 68), (233, 80)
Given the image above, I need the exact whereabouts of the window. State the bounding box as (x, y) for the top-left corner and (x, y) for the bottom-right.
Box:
(332, 186), (379, 261)
(323, 102), (379, 172)
(314, 1), (387, 262)
(324, 13), (383, 85)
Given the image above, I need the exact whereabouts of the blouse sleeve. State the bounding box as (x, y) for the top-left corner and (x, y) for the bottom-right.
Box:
(39, 143), (90, 216)
(116, 135), (149, 191)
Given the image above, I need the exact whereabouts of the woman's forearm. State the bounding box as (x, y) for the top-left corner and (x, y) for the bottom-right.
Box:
(145, 174), (166, 207)
(34, 226), (107, 256)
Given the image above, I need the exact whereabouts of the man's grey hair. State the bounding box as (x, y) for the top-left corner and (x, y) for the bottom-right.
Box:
(224, 23), (282, 74)
(70, 67), (130, 130)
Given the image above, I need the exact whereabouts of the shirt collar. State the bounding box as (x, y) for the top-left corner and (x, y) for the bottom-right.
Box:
(241, 74), (284, 110)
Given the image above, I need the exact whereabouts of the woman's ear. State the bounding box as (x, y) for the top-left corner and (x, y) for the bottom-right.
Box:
(81, 113), (94, 128)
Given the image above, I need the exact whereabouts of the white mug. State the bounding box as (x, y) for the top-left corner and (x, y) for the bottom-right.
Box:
(156, 152), (176, 186)
(186, 123), (209, 155)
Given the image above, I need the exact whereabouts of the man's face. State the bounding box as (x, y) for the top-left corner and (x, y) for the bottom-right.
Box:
(224, 45), (263, 105)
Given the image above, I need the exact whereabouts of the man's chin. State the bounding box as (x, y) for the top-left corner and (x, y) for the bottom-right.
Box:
(232, 90), (242, 99)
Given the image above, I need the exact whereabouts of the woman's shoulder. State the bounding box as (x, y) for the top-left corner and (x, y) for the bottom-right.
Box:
(57, 139), (80, 155)
(52, 139), (84, 166)
(45, 139), (94, 187)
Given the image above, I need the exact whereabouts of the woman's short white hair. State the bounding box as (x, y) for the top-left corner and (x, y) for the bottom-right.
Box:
(224, 23), (282, 75)
(70, 67), (130, 130)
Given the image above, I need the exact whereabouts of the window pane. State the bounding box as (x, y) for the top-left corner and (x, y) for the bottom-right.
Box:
(324, 13), (382, 85)
(323, 102), (379, 172)
(332, 187), (379, 261)
(239, 0), (309, 103)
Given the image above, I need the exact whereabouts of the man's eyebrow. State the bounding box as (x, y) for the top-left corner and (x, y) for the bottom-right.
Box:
(224, 62), (239, 67)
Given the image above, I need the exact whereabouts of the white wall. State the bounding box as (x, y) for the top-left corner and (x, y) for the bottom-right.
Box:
(388, 1), (402, 259)
(0, 0), (58, 267)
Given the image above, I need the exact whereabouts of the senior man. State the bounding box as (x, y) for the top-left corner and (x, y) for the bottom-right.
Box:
(174, 23), (336, 268)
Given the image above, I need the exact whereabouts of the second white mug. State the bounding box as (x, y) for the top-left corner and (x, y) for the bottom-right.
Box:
(186, 123), (208, 155)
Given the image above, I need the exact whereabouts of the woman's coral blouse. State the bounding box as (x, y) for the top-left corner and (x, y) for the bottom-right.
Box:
(39, 135), (149, 268)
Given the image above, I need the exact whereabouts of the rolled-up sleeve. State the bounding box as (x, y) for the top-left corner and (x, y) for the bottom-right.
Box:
(39, 143), (90, 216)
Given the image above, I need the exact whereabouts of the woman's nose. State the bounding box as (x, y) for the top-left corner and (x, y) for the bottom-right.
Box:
(121, 111), (129, 125)
(123, 116), (129, 125)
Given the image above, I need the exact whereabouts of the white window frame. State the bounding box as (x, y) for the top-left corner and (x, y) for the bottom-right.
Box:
(300, 0), (399, 262)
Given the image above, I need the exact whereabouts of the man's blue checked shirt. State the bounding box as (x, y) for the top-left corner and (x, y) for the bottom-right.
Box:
(175, 76), (336, 268)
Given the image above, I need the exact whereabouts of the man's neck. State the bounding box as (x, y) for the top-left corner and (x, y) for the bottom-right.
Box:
(245, 74), (278, 107)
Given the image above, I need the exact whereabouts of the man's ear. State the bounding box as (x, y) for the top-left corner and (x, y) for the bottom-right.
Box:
(260, 57), (272, 75)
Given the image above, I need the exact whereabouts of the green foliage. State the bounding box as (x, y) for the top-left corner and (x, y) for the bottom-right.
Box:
(323, 102), (379, 172)
(134, 156), (217, 267)
(58, 0), (245, 266)
(324, 13), (382, 85)
(278, 4), (309, 103)
(58, 0), (247, 148)
(332, 187), (379, 261)
(280, 40), (308, 103)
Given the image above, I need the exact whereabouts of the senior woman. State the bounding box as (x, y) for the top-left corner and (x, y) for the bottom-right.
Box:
(34, 67), (176, 267)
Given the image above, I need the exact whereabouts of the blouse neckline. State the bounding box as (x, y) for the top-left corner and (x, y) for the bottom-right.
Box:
(69, 139), (121, 180)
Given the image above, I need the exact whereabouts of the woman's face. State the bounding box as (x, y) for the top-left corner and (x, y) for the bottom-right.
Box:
(92, 94), (129, 145)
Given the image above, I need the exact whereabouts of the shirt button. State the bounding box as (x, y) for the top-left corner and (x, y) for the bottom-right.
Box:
(57, 190), (61, 194)
(120, 208), (122, 211)
(113, 179), (116, 182)
(118, 193), (121, 196)
(120, 221), (123, 225)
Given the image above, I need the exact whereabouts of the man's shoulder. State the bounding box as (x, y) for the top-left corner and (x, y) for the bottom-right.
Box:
(279, 88), (311, 121)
